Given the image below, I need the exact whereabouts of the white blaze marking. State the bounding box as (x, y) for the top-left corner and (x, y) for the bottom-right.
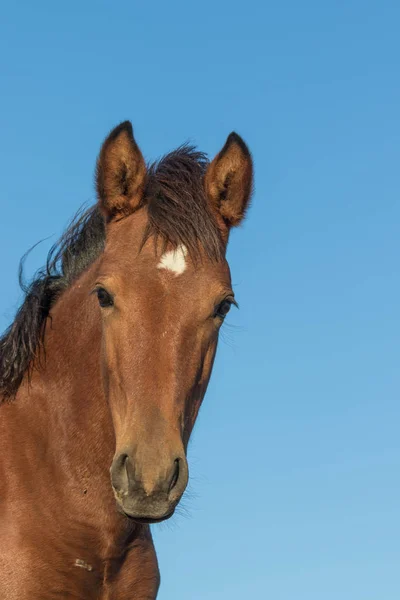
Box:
(157, 245), (188, 275)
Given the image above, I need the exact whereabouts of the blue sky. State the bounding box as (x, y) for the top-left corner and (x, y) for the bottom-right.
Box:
(1, 1), (399, 598)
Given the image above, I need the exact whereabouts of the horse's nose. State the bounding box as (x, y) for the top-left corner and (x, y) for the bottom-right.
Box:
(111, 454), (183, 496)
(110, 450), (188, 520)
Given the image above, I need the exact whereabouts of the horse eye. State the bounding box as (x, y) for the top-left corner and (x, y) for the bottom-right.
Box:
(215, 299), (233, 319)
(96, 287), (114, 308)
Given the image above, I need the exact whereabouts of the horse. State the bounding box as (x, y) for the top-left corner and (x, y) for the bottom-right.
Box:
(0, 121), (253, 599)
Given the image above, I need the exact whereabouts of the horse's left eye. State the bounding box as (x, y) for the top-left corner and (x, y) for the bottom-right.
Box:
(96, 287), (114, 308)
(215, 299), (233, 319)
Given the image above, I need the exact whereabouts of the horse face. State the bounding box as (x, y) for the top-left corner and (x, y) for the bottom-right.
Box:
(94, 122), (252, 522)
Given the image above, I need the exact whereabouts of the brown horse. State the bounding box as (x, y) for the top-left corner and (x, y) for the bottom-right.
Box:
(0, 122), (253, 599)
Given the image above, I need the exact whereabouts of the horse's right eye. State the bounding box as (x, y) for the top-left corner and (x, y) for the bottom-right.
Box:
(96, 287), (114, 308)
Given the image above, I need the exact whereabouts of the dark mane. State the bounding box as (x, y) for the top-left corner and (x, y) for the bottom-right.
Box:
(0, 207), (106, 400)
(0, 145), (223, 399)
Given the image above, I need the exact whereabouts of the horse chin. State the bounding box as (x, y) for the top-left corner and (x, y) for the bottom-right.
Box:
(127, 511), (175, 525)
(117, 503), (175, 524)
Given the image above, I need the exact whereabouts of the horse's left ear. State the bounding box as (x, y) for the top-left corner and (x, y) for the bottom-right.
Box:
(96, 121), (147, 220)
(205, 132), (253, 229)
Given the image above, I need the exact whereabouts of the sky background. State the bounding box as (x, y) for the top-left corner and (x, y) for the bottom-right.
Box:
(1, 1), (399, 598)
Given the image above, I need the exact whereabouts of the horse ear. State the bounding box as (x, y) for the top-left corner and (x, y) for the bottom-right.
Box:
(205, 133), (253, 229)
(96, 121), (147, 220)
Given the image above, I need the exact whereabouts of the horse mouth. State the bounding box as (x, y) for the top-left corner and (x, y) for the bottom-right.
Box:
(118, 506), (175, 524)
(130, 511), (175, 524)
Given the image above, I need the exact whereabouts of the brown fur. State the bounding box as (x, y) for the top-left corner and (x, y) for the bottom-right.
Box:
(97, 121), (147, 220)
(0, 122), (253, 598)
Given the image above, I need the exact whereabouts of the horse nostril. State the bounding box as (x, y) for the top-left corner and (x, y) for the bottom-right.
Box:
(111, 453), (129, 492)
(168, 459), (180, 494)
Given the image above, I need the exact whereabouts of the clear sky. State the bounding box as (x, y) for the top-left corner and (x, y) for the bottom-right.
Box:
(1, 1), (399, 598)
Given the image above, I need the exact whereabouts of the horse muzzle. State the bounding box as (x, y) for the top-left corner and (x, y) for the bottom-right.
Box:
(110, 449), (188, 522)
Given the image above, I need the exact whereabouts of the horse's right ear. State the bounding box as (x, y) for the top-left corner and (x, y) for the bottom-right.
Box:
(96, 121), (147, 220)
